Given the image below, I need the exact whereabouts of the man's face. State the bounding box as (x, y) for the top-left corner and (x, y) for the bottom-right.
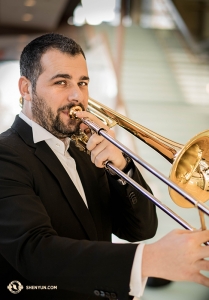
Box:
(31, 49), (89, 139)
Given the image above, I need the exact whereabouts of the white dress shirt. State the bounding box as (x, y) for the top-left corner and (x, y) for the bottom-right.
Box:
(19, 112), (147, 299)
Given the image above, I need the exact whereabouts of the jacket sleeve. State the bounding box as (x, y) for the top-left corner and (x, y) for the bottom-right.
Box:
(107, 162), (158, 242)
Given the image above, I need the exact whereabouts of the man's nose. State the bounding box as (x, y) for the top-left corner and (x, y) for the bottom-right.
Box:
(67, 84), (83, 102)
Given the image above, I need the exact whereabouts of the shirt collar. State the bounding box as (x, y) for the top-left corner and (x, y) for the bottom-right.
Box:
(19, 112), (70, 151)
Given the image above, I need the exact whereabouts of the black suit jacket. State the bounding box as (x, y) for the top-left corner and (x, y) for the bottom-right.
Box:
(0, 116), (157, 300)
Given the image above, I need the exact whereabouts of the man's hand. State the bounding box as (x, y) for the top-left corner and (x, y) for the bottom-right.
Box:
(76, 111), (127, 170)
(142, 229), (209, 286)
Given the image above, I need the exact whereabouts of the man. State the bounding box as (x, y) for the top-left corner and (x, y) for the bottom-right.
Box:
(0, 33), (208, 300)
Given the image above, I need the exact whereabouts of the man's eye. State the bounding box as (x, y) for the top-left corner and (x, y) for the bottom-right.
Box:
(55, 80), (66, 85)
(79, 82), (88, 86)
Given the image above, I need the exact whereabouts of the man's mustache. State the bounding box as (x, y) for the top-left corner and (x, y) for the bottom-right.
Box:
(57, 103), (85, 114)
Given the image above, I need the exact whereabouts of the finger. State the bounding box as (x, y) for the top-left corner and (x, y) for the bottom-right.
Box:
(87, 134), (104, 152)
(197, 258), (209, 272)
(93, 150), (109, 168)
(191, 272), (209, 287)
(90, 141), (110, 168)
(191, 230), (209, 245)
(176, 229), (209, 246)
(197, 245), (209, 260)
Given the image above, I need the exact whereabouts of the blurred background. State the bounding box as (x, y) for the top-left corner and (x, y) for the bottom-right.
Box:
(0, 0), (209, 299)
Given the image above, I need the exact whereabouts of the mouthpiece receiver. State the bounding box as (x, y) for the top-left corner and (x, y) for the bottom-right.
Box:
(69, 106), (83, 119)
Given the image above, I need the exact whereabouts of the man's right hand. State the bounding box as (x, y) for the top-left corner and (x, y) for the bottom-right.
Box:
(142, 229), (209, 286)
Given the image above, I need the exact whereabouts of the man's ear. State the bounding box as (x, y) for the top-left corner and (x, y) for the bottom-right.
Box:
(18, 76), (32, 101)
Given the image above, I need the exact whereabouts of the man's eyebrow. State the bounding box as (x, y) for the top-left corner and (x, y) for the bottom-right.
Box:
(50, 74), (90, 81)
(50, 74), (72, 80)
(80, 75), (90, 81)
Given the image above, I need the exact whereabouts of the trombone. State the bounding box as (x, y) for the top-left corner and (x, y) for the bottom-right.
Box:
(70, 97), (209, 243)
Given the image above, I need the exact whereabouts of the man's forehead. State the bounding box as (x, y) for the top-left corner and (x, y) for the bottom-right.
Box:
(41, 48), (84, 63)
(39, 49), (87, 75)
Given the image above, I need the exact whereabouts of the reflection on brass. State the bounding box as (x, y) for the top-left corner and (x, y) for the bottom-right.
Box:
(199, 210), (206, 230)
(71, 130), (90, 154)
(176, 144), (202, 184)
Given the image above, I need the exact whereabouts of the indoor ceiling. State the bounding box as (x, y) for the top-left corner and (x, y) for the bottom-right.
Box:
(0, 0), (80, 34)
(0, 0), (208, 61)
(0, 0), (81, 60)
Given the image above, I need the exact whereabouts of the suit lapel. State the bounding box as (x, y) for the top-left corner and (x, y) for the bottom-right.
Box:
(68, 142), (105, 240)
(12, 116), (98, 241)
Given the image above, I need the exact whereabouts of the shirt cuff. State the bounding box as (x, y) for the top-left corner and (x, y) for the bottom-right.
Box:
(129, 243), (148, 298)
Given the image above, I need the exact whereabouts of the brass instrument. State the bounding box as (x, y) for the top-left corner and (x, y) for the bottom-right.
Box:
(70, 97), (209, 237)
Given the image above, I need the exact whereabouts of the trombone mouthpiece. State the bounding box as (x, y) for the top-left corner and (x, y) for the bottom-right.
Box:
(69, 106), (83, 119)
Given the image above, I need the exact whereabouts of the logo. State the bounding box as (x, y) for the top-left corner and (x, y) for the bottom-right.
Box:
(7, 281), (24, 294)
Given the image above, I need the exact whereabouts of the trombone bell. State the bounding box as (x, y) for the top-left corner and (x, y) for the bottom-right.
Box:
(170, 131), (209, 208)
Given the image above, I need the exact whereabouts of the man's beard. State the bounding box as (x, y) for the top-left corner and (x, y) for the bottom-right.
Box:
(31, 93), (85, 139)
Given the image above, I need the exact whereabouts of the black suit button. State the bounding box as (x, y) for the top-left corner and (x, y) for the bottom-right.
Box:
(110, 292), (117, 299)
(94, 290), (100, 296)
(100, 290), (105, 297)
